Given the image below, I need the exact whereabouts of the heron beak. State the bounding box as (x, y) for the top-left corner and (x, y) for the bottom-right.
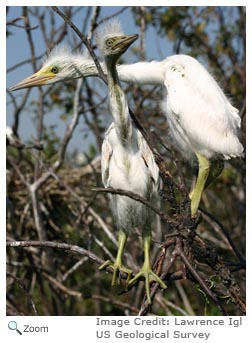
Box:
(114, 34), (139, 51)
(9, 70), (56, 91)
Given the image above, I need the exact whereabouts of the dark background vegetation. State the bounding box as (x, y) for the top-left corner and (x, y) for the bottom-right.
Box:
(6, 6), (245, 316)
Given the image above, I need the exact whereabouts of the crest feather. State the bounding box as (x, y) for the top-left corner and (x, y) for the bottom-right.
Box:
(96, 20), (124, 50)
(42, 45), (91, 67)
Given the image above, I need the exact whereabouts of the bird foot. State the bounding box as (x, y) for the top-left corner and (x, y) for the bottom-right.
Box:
(126, 266), (167, 304)
(99, 260), (132, 286)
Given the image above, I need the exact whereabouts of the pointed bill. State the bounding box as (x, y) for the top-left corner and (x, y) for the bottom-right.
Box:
(114, 34), (139, 51)
(9, 70), (56, 91)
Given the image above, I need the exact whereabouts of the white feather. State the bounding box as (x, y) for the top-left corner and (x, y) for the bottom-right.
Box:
(101, 123), (159, 232)
(162, 55), (243, 159)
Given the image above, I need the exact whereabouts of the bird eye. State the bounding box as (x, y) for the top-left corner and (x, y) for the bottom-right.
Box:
(106, 39), (113, 47)
(51, 66), (58, 74)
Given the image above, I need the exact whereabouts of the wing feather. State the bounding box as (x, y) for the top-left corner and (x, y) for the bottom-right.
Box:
(101, 124), (114, 187)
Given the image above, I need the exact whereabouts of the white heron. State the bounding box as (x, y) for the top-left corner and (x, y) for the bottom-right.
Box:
(10, 37), (244, 217)
(95, 21), (166, 303)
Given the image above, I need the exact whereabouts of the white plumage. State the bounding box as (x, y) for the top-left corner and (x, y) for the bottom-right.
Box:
(101, 123), (159, 231)
(162, 55), (243, 160)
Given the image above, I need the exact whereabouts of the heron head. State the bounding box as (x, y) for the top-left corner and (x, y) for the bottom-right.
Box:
(96, 20), (138, 59)
(9, 64), (63, 91)
(101, 34), (138, 58)
(9, 47), (91, 91)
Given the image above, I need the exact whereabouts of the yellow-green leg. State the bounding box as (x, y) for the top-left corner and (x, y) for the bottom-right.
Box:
(189, 153), (210, 216)
(99, 228), (132, 285)
(127, 226), (167, 304)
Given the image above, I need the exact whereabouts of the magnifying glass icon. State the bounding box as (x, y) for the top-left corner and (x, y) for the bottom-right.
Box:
(8, 321), (22, 335)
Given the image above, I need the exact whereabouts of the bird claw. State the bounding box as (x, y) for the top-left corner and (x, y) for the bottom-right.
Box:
(126, 267), (167, 304)
(99, 260), (132, 286)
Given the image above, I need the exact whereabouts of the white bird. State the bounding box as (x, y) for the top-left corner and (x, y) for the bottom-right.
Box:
(10, 40), (244, 217)
(96, 21), (166, 303)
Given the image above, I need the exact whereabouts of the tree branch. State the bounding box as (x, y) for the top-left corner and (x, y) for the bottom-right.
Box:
(93, 187), (172, 223)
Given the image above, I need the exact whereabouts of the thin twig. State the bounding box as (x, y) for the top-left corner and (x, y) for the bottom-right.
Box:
(7, 141), (44, 150)
(176, 239), (228, 315)
(7, 272), (38, 315)
(199, 208), (246, 267)
(6, 240), (104, 265)
(93, 187), (172, 223)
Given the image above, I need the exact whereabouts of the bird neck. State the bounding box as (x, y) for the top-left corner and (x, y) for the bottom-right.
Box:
(105, 56), (133, 147)
(105, 57), (119, 85)
(117, 60), (165, 85)
(73, 58), (106, 79)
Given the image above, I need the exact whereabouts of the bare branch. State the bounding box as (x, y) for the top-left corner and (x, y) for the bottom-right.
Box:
(7, 15), (39, 30)
(93, 187), (172, 223)
(7, 272), (38, 315)
(6, 240), (104, 265)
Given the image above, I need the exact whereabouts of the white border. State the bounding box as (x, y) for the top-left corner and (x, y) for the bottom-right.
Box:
(2, 1), (250, 342)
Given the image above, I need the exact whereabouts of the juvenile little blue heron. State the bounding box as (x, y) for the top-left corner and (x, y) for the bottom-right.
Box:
(95, 21), (166, 303)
